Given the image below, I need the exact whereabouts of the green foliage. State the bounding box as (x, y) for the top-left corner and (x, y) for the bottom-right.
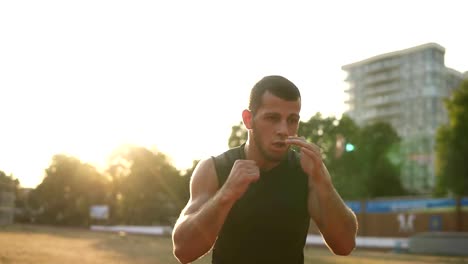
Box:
(435, 80), (468, 196)
(299, 114), (362, 199)
(30, 155), (109, 226)
(28, 146), (193, 227)
(0, 170), (19, 192)
(228, 121), (247, 148)
(357, 123), (404, 198)
(106, 145), (186, 225)
(311, 117), (405, 199)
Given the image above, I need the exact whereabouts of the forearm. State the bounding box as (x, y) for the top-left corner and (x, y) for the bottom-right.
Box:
(310, 181), (357, 255)
(173, 192), (235, 263)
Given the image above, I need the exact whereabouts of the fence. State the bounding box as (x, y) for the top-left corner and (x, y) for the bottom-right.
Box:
(308, 196), (468, 237)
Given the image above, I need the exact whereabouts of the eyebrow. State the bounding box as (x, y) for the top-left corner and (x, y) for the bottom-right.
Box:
(289, 114), (300, 119)
(262, 112), (300, 119)
(264, 112), (280, 116)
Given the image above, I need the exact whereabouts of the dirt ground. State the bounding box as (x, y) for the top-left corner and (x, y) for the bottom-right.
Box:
(0, 224), (467, 264)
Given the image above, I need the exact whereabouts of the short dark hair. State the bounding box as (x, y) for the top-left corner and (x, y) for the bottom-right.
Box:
(248, 75), (301, 114)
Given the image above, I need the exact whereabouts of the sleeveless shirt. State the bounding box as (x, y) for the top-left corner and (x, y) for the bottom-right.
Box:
(211, 144), (310, 264)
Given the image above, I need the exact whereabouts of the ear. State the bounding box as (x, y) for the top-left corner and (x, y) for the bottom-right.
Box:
(242, 109), (253, 129)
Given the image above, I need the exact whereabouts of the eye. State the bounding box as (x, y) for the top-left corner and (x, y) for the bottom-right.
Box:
(265, 114), (280, 122)
(288, 117), (299, 124)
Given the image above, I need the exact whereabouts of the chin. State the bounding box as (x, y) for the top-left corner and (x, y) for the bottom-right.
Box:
(266, 150), (288, 162)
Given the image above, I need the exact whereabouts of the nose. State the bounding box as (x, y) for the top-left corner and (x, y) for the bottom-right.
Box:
(276, 120), (289, 138)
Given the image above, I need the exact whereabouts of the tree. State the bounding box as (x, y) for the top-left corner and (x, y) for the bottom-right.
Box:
(228, 121), (247, 148)
(0, 171), (34, 223)
(435, 80), (468, 196)
(30, 155), (109, 226)
(300, 115), (405, 199)
(298, 114), (366, 199)
(357, 122), (405, 198)
(0, 170), (19, 192)
(107, 145), (184, 225)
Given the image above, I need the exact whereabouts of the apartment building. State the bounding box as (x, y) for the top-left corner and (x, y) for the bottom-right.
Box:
(342, 43), (464, 193)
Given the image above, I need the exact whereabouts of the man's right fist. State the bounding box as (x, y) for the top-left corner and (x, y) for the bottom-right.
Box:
(220, 160), (260, 202)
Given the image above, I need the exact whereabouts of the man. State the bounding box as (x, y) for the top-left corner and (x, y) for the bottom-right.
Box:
(172, 75), (357, 263)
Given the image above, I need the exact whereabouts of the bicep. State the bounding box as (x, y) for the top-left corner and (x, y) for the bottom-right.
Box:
(180, 158), (219, 216)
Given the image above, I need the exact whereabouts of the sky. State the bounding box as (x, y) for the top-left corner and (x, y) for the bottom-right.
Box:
(1, 0), (467, 188)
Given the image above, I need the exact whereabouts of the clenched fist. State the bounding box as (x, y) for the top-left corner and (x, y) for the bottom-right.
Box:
(220, 160), (260, 202)
(285, 136), (332, 186)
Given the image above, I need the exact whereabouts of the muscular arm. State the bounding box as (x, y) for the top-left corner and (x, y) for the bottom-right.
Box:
(286, 137), (357, 255)
(172, 158), (259, 263)
(172, 158), (235, 263)
(308, 163), (358, 256)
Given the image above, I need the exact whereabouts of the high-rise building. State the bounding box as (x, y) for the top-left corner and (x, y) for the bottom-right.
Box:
(342, 43), (464, 193)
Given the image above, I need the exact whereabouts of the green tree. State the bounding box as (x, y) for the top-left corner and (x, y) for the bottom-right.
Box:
(298, 114), (361, 162)
(30, 155), (109, 226)
(435, 80), (468, 196)
(107, 145), (184, 225)
(228, 121), (247, 148)
(0, 171), (34, 223)
(357, 122), (405, 198)
(300, 116), (404, 199)
(299, 114), (365, 199)
(0, 170), (19, 192)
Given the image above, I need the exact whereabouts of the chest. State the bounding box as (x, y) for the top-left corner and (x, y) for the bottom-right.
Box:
(226, 167), (309, 231)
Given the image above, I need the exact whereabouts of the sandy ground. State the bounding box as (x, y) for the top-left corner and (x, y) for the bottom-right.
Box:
(0, 224), (467, 264)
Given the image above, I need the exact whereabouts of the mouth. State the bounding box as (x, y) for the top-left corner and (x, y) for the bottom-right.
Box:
(272, 141), (287, 150)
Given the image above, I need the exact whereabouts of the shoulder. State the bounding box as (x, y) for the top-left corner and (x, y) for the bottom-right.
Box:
(190, 145), (242, 193)
(189, 158), (218, 199)
(212, 145), (244, 163)
(177, 158), (218, 216)
(211, 145), (244, 185)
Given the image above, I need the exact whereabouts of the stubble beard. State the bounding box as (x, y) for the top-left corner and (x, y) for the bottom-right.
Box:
(252, 121), (288, 163)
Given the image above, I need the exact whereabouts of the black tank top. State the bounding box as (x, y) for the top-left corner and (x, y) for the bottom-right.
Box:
(211, 144), (310, 264)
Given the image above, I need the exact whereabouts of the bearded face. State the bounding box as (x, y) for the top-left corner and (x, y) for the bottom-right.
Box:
(245, 91), (301, 164)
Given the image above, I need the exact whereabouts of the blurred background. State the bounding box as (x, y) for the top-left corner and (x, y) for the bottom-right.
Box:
(1, 0), (467, 261)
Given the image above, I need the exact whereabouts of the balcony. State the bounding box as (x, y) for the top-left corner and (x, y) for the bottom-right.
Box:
(364, 70), (400, 86)
(343, 82), (356, 93)
(365, 65), (400, 76)
(365, 94), (402, 107)
(344, 87), (354, 93)
(363, 106), (401, 120)
(364, 82), (401, 96)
